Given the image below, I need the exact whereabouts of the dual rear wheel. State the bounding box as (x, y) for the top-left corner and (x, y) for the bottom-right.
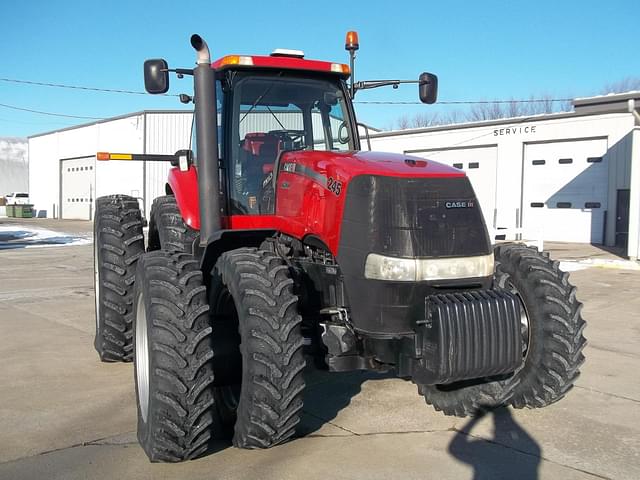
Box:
(132, 248), (306, 461)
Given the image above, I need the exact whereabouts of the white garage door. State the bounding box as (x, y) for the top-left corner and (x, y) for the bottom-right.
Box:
(62, 157), (96, 220)
(409, 145), (498, 229)
(523, 138), (608, 243)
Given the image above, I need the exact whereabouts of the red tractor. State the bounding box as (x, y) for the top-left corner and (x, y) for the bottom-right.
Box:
(93, 32), (586, 462)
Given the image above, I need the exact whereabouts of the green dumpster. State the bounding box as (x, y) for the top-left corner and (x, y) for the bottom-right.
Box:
(14, 204), (34, 218)
(6, 205), (15, 217)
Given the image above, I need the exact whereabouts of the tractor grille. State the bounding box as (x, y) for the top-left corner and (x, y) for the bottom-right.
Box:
(339, 175), (490, 259)
(336, 175), (494, 335)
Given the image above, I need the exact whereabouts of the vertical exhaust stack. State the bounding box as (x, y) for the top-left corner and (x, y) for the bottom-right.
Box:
(191, 34), (221, 246)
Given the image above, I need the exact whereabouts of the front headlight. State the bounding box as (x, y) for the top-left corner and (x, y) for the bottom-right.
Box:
(364, 253), (494, 282)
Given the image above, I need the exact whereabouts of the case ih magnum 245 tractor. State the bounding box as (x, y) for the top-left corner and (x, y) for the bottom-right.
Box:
(93, 32), (586, 462)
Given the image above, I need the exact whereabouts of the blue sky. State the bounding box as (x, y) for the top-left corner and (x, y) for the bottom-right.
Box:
(0, 0), (637, 137)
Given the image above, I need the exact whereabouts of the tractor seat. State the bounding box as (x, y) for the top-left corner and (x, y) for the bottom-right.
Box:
(242, 133), (281, 172)
(241, 133), (281, 200)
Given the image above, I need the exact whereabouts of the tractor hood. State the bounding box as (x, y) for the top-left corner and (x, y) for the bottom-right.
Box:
(279, 150), (464, 182)
(268, 148), (481, 259)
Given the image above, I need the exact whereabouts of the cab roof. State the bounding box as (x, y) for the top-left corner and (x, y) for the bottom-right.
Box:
(211, 54), (350, 78)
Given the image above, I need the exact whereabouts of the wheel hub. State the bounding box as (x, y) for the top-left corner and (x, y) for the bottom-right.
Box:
(93, 239), (100, 331)
(135, 293), (150, 422)
(506, 282), (531, 359)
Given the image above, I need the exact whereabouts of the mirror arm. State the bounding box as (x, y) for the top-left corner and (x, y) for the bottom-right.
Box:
(353, 79), (426, 91)
(164, 68), (194, 77)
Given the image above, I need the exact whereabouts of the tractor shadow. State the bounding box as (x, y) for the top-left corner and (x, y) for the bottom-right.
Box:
(448, 407), (542, 480)
(296, 365), (395, 437)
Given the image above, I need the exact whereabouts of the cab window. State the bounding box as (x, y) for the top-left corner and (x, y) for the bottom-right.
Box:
(229, 74), (353, 215)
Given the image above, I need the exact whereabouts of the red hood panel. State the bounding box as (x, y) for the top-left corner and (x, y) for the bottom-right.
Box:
(269, 150), (467, 255)
(281, 150), (464, 180)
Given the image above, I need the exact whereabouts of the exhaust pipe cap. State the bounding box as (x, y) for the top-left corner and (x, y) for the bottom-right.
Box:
(190, 34), (210, 65)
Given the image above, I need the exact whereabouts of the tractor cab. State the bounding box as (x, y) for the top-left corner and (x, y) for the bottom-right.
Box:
(214, 59), (358, 214)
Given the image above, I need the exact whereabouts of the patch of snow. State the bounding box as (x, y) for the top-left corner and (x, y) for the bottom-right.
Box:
(559, 258), (640, 272)
(0, 225), (91, 250)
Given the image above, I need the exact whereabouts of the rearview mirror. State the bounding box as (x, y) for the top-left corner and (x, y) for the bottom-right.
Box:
(144, 59), (169, 94)
(323, 92), (338, 106)
(419, 72), (438, 104)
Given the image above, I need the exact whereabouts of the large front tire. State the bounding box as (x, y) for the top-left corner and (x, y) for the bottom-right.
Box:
(147, 195), (198, 254)
(210, 248), (306, 449)
(419, 244), (586, 416)
(133, 251), (217, 462)
(93, 195), (144, 362)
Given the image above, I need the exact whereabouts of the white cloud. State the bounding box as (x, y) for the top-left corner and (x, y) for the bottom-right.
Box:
(0, 137), (28, 165)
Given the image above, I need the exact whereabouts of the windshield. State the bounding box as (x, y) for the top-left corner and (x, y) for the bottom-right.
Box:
(229, 74), (353, 215)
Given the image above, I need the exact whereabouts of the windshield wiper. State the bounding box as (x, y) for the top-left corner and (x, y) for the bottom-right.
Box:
(239, 72), (283, 125)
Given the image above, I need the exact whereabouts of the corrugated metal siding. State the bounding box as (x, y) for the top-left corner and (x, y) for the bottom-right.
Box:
(144, 112), (193, 219)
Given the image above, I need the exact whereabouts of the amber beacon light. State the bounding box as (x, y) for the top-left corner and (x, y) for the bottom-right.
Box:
(345, 31), (359, 51)
(345, 31), (359, 97)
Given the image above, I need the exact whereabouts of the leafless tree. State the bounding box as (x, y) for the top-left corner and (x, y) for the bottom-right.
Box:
(601, 77), (640, 94)
(386, 77), (640, 131)
(396, 115), (411, 130)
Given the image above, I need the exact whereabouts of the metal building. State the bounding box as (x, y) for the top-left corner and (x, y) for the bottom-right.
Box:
(27, 93), (640, 261)
(27, 109), (364, 221)
(28, 111), (193, 221)
(369, 92), (640, 260)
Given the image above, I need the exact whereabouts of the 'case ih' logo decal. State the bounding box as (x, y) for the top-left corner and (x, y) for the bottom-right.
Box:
(445, 201), (474, 209)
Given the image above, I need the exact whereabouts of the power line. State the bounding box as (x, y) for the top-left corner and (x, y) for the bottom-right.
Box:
(0, 102), (104, 120)
(0, 77), (179, 97)
(0, 76), (572, 104)
(356, 99), (573, 105)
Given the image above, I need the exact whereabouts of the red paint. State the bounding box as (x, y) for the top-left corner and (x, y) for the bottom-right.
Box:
(270, 151), (463, 254)
(284, 150), (464, 179)
(169, 151), (465, 256)
(167, 166), (201, 230)
(211, 55), (350, 78)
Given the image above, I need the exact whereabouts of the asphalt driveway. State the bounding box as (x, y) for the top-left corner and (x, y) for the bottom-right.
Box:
(0, 219), (638, 479)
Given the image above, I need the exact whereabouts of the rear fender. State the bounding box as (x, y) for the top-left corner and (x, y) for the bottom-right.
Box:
(167, 166), (200, 230)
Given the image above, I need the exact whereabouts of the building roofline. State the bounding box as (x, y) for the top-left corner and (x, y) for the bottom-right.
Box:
(573, 90), (640, 106)
(368, 109), (633, 139)
(27, 109), (381, 138)
(27, 110), (194, 139)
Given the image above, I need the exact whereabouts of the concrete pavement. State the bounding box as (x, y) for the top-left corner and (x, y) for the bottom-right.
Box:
(0, 220), (639, 479)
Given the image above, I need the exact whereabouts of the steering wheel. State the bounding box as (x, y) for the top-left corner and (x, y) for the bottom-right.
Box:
(268, 129), (306, 149)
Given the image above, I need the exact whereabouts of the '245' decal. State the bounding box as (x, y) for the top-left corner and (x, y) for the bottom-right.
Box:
(327, 177), (342, 196)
